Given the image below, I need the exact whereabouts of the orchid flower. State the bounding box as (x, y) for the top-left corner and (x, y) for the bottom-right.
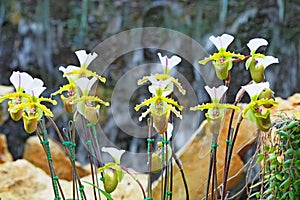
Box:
(157, 52), (181, 74)
(52, 49), (108, 113)
(72, 77), (109, 124)
(242, 82), (278, 131)
(0, 71), (56, 133)
(135, 75), (183, 134)
(61, 50), (106, 83)
(137, 52), (186, 95)
(190, 85), (240, 133)
(98, 147), (125, 193)
(245, 38), (279, 83)
(199, 33), (245, 80)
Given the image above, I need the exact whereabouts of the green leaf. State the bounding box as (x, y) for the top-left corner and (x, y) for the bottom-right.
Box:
(263, 188), (273, 195)
(278, 130), (289, 137)
(279, 178), (290, 191)
(285, 149), (294, 156)
(267, 153), (276, 161)
(276, 174), (283, 181)
(287, 121), (298, 129)
(280, 192), (289, 200)
(266, 194), (274, 200)
(283, 159), (292, 168)
(249, 191), (260, 199)
(83, 181), (114, 200)
(257, 153), (265, 163)
(295, 160), (300, 170)
(288, 191), (295, 200)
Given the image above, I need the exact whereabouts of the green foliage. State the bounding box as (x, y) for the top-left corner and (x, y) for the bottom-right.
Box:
(254, 117), (300, 199)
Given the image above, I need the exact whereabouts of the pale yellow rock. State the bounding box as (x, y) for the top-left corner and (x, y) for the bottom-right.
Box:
(0, 134), (13, 164)
(23, 136), (90, 181)
(0, 159), (147, 200)
(0, 159), (69, 200)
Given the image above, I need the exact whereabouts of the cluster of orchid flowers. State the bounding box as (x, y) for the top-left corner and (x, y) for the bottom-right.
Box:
(51, 50), (109, 124)
(193, 33), (279, 132)
(0, 71), (57, 133)
(0, 50), (109, 134)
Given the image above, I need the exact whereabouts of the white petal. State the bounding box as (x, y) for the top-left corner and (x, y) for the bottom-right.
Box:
(75, 50), (88, 66)
(247, 38), (268, 52)
(256, 56), (279, 69)
(59, 65), (80, 73)
(166, 123), (173, 140)
(10, 71), (33, 90)
(75, 50), (98, 67)
(32, 78), (44, 88)
(157, 52), (181, 71)
(242, 82), (270, 97)
(148, 78), (173, 96)
(167, 55), (181, 69)
(85, 52), (98, 67)
(205, 85), (228, 101)
(157, 52), (167, 67)
(102, 147), (125, 162)
(209, 33), (234, 50)
(75, 77), (97, 93)
(25, 87), (46, 97)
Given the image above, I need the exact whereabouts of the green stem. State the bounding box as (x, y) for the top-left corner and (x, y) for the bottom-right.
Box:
(37, 126), (64, 200)
(222, 115), (243, 200)
(147, 117), (154, 198)
(48, 116), (86, 200)
(171, 151), (189, 199)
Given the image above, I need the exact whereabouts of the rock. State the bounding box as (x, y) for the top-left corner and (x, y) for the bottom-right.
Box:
(0, 159), (147, 200)
(271, 93), (300, 119)
(23, 136), (90, 181)
(152, 104), (258, 199)
(0, 159), (69, 200)
(0, 134), (13, 164)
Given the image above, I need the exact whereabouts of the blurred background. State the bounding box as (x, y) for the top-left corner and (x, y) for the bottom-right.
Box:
(0, 0), (299, 164)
